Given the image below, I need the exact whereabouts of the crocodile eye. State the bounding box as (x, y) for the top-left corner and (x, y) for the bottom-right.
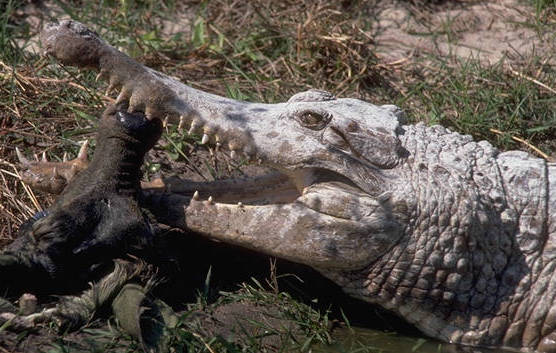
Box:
(295, 110), (332, 130)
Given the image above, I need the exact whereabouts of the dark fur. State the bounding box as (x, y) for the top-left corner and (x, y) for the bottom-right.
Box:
(0, 106), (162, 295)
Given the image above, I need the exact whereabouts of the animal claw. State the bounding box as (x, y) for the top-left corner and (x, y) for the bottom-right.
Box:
(16, 140), (90, 194)
(193, 190), (200, 200)
(15, 147), (30, 166)
(116, 91), (127, 104)
(77, 140), (89, 161)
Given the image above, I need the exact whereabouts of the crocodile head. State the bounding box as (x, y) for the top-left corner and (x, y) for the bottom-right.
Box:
(38, 20), (410, 275)
(40, 20), (405, 191)
(229, 91), (407, 196)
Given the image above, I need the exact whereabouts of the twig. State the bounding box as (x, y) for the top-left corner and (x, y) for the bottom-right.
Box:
(0, 128), (55, 141)
(489, 128), (551, 161)
(0, 162), (43, 213)
(508, 66), (556, 95)
(192, 332), (217, 353)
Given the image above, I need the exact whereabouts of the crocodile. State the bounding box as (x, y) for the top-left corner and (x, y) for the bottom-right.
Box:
(25, 20), (556, 352)
(2, 103), (161, 296)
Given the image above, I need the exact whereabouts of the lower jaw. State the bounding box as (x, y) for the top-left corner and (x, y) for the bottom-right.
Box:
(142, 171), (301, 206)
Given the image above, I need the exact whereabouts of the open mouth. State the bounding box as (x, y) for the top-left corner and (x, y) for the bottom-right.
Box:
(150, 169), (301, 206)
(38, 20), (403, 209)
(148, 161), (359, 208)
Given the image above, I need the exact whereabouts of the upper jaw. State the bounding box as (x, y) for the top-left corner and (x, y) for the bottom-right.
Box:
(39, 19), (403, 199)
(40, 20), (403, 154)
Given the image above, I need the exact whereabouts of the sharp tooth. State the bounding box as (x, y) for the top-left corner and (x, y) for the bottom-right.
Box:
(78, 140), (89, 161)
(193, 190), (200, 200)
(188, 119), (200, 135)
(41, 152), (47, 162)
(106, 83), (117, 96)
(15, 148), (30, 166)
(106, 75), (123, 96)
(201, 134), (210, 145)
(63, 152), (68, 162)
(208, 196), (214, 204)
(95, 69), (108, 82)
(178, 115), (186, 130)
(163, 116), (169, 128)
(116, 88), (131, 104)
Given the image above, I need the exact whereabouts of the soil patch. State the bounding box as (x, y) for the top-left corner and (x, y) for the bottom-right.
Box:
(371, 0), (554, 65)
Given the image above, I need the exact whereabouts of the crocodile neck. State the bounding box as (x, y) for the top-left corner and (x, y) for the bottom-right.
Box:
(326, 124), (551, 349)
(548, 163), (556, 247)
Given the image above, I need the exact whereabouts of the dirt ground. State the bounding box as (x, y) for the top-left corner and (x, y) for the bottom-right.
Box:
(18, 0), (554, 64)
(372, 0), (554, 65)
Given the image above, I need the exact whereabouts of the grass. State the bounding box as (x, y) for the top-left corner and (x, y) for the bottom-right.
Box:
(0, 0), (555, 352)
(162, 280), (332, 353)
(20, 278), (332, 353)
(401, 57), (556, 153)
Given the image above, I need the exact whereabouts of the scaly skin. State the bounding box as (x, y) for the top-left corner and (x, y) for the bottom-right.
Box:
(36, 20), (556, 352)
